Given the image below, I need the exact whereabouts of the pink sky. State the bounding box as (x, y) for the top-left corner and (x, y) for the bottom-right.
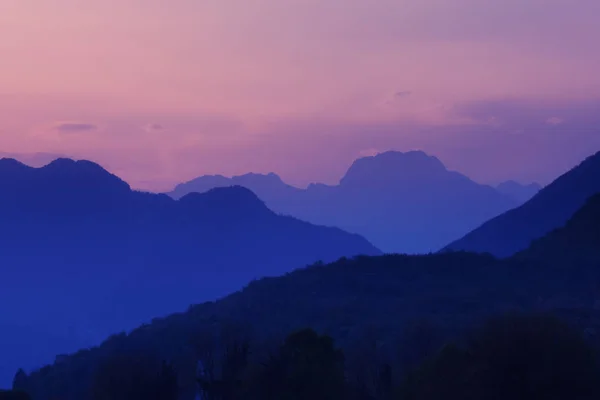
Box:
(1, 0), (599, 191)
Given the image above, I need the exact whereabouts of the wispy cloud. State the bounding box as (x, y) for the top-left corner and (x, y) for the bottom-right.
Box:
(382, 90), (414, 108)
(54, 122), (97, 133)
(546, 117), (564, 125)
(144, 123), (164, 132)
(395, 91), (412, 98)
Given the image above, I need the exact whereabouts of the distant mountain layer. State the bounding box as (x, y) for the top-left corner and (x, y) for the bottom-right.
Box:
(496, 180), (541, 203)
(20, 192), (600, 399)
(445, 151), (600, 257)
(0, 158), (379, 385)
(170, 151), (516, 254)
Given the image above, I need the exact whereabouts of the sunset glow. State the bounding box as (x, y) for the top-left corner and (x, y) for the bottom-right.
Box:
(1, 0), (599, 190)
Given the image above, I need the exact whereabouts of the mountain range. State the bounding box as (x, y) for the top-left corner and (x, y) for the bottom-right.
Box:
(4, 148), (600, 397)
(0, 158), (379, 385)
(517, 192), (600, 264)
(18, 164), (600, 399)
(170, 151), (518, 254)
(496, 180), (541, 203)
(445, 151), (600, 257)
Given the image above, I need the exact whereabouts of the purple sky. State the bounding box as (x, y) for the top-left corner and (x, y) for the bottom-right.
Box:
(1, 0), (599, 190)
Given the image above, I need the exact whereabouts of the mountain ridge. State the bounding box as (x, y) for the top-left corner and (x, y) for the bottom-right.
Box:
(444, 150), (600, 257)
(517, 192), (600, 263)
(0, 157), (379, 385)
(339, 150), (448, 187)
(496, 180), (541, 203)
(169, 150), (517, 253)
(18, 190), (600, 399)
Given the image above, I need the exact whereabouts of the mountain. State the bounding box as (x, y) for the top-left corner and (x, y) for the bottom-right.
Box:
(0, 152), (64, 168)
(496, 180), (541, 203)
(171, 172), (302, 214)
(170, 172), (301, 201)
(0, 158), (379, 386)
(169, 151), (516, 254)
(16, 171), (600, 399)
(518, 193), (600, 264)
(18, 206), (600, 399)
(444, 151), (600, 257)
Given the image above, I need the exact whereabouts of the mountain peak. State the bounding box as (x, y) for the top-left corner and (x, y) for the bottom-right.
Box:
(0, 158), (132, 214)
(167, 149), (516, 253)
(40, 158), (131, 192)
(177, 185), (271, 217)
(44, 158), (106, 174)
(45, 157), (77, 167)
(238, 172), (284, 183)
(0, 158), (30, 173)
(170, 171), (296, 201)
(340, 150), (447, 186)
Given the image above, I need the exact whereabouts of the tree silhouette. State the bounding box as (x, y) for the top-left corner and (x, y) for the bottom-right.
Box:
(155, 361), (178, 400)
(197, 339), (250, 400)
(247, 328), (346, 400)
(11, 369), (28, 393)
(0, 390), (31, 400)
(91, 354), (178, 400)
(400, 314), (599, 400)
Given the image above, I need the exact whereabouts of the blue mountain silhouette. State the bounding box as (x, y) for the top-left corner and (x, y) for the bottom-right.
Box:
(171, 151), (516, 253)
(496, 180), (541, 203)
(0, 158), (379, 384)
(445, 151), (600, 257)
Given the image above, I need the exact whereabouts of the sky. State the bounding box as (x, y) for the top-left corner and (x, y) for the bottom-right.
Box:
(1, 0), (599, 191)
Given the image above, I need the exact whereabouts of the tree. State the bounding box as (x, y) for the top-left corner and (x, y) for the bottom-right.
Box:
(399, 314), (600, 400)
(11, 369), (28, 393)
(197, 339), (250, 400)
(247, 328), (347, 400)
(155, 361), (179, 400)
(91, 353), (178, 400)
(467, 314), (599, 400)
(398, 343), (472, 400)
(0, 390), (31, 400)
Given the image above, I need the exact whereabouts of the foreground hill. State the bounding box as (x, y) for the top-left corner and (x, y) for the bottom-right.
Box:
(0, 158), (379, 385)
(19, 192), (600, 399)
(444, 150), (600, 257)
(170, 151), (516, 253)
(518, 193), (600, 264)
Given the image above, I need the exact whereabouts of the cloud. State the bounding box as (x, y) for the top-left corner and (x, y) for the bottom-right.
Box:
(54, 122), (97, 133)
(454, 98), (600, 129)
(546, 117), (564, 125)
(383, 90), (414, 107)
(144, 123), (164, 132)
(395, 91), (412, 98)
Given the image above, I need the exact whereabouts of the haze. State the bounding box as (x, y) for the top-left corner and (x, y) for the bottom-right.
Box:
(1, 0), (599, 191)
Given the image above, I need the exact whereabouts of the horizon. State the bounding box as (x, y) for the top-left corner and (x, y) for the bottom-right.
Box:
(0, 148), (570, 193)
(2, 0), (600, 191)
